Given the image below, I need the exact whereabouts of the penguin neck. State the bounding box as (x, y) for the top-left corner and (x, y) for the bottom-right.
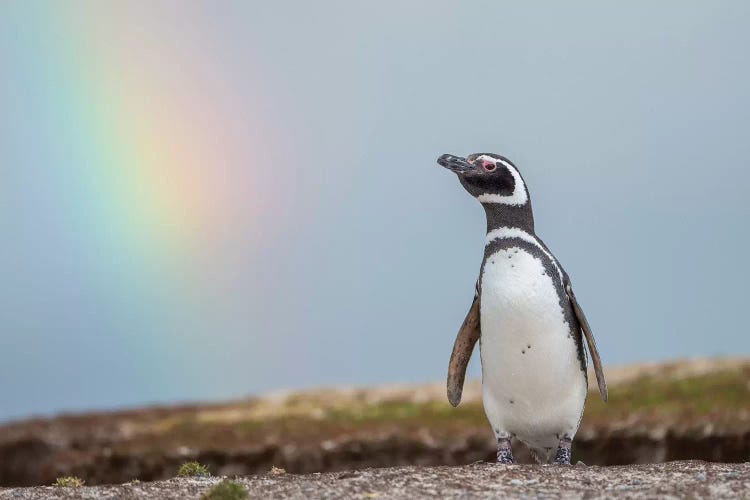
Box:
(482, 202), (535, 234)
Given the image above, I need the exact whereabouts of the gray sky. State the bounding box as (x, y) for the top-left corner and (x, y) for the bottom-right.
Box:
(1, 1), (749, 421)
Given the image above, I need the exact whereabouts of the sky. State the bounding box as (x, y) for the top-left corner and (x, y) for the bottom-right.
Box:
(1, 1), (749, 421)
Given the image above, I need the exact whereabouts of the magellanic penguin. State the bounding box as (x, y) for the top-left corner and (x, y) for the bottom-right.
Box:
(437, 153), (607, 465)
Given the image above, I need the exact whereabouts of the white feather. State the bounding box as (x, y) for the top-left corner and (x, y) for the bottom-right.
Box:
(480, 247), (587, 459)
(485, 227), (564, 283)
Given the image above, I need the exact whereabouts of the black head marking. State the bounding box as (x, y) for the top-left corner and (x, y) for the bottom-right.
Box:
(438, 152), (527, 204)
(437, 152), (535, 232)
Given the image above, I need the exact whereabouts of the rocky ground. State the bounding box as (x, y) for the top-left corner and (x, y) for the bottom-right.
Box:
(1, 461), (749, 499)
(1, 358), (750, 488)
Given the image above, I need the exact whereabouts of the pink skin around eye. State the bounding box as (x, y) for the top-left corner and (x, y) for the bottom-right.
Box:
(481, 159), (496, 171)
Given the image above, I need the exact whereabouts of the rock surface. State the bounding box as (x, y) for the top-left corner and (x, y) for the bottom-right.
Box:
(1, 461), (748, 499)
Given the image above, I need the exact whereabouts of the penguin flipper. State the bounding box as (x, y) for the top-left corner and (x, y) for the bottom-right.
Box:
(447, 294), (480, 407)
(566, 284), (608, 402)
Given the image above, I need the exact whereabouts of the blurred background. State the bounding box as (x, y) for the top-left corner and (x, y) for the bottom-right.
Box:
(2, 0), (750, 426)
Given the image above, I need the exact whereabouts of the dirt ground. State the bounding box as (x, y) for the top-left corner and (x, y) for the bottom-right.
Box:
(1, 461), (748, 499)
(2, 358), (750, 488)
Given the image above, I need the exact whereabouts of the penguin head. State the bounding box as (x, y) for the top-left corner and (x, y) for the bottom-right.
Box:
(437, 153), (529, 206)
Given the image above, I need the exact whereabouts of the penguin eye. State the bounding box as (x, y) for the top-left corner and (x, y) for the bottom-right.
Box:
(482, 162), (496, 172)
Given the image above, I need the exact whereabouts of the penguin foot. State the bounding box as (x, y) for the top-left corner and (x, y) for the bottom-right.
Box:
(496, 437), (515, 464)
(553, 436), (572, 465)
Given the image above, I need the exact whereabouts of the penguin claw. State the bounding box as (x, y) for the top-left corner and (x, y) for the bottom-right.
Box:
(496, 437), (515, 464)
(553, 439), (572, 465)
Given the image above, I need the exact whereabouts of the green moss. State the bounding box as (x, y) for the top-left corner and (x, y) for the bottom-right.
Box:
(202, 480), (248, 500)
(54, 476), (85, 487)
(178, 461), (211, 478)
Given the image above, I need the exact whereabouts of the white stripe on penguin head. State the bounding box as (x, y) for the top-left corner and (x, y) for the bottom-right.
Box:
(474, 155), (528, 206)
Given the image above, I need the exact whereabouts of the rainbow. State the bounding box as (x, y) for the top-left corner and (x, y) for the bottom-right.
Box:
(5, 4), (270, 282)
(1, 4), (282, 413)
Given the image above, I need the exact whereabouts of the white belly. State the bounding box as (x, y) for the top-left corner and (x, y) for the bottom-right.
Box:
(480, 247), (587, 455)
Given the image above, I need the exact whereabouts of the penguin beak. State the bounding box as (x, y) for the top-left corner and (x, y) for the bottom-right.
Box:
(437, 154), (474, 174)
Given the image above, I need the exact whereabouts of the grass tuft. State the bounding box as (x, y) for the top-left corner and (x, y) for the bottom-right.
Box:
(202, 480), (248, 500)
(54, 476), (85, 487)
(177, 461), (211, 478)
(583, 368), (750, 421)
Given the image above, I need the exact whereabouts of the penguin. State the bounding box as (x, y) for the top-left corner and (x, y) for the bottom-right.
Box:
(437, 152), (607, 465)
